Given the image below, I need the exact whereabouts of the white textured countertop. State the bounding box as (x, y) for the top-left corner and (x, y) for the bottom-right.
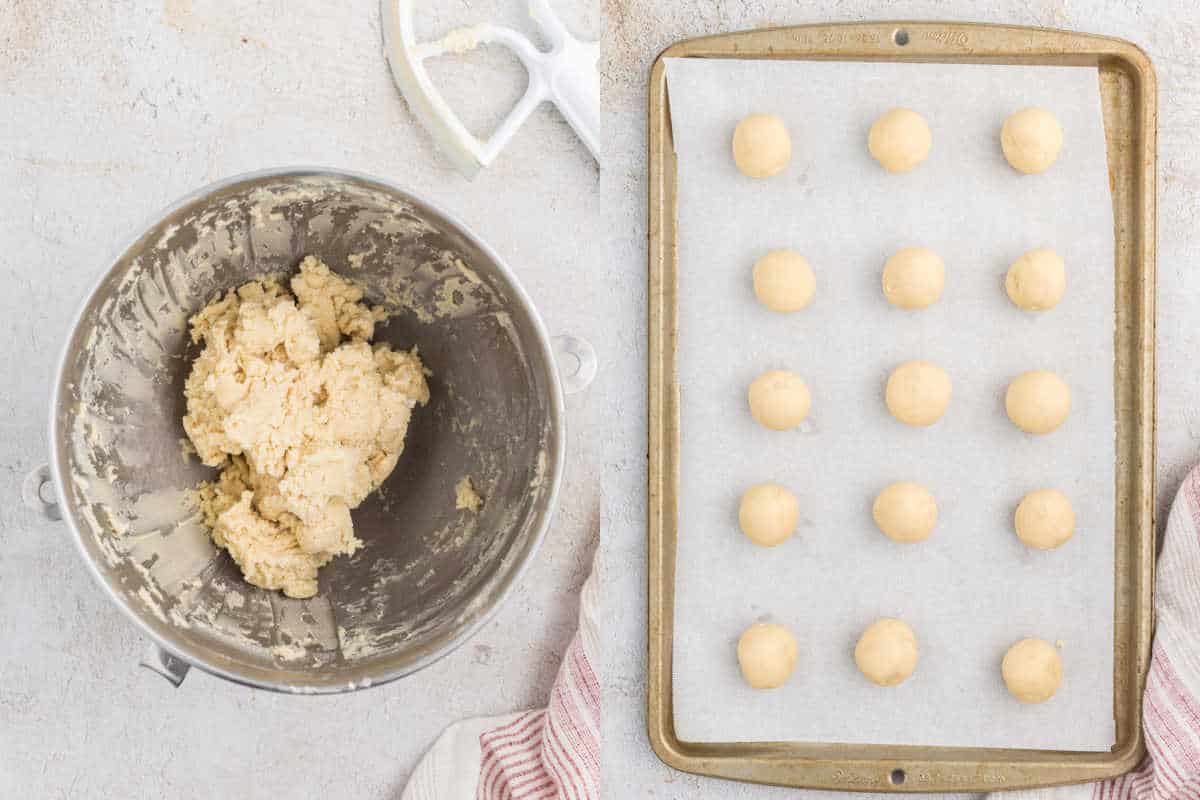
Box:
(7, 0), (1200, 796)
(1, 1), (600, 797)
(601, 1), (1200, 797)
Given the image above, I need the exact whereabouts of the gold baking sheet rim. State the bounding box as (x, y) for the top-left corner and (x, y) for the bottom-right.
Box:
(647, 21), (1156, 793)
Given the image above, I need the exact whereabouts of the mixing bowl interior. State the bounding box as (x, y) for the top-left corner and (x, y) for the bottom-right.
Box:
(52, 171), (562, 690)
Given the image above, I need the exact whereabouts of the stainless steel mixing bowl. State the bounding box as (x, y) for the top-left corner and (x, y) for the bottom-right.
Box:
(32, 168), (583, 692)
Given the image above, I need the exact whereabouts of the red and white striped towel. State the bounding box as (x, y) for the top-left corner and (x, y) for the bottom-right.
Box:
(402, 554), (600, 800)
(995, 463), (1200, 800)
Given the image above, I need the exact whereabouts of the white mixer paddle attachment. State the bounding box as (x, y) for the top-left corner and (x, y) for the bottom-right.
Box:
(381, 0), (600, 179)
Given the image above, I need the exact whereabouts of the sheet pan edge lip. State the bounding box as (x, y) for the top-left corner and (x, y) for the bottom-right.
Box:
(645, 47), (678, 769)
(654, 21), (1158, 66)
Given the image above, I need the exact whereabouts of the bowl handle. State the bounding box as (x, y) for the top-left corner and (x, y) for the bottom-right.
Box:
(139, 643), (191, 687)
(25, 466), (193, 686)
(22, 464), (61, 521)
(552, 335), (597, 394)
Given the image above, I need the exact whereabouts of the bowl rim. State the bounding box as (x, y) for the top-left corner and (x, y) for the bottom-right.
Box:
(48, 165), (567, 694)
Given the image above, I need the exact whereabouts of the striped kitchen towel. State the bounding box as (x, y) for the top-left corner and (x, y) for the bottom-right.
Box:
(995, 463), (1200, 800)
(402, 552), (600, 800)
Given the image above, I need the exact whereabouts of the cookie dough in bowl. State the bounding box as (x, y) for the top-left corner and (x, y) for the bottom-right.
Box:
(183, 256), (431, 599)
(48, 170), (565, 692)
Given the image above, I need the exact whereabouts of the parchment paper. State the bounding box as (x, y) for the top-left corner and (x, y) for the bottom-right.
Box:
(666, 58), (1116, 750)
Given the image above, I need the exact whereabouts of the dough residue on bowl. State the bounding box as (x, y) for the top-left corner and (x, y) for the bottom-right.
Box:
(183, 255), (430, 599)
(455, 475), (483, 513)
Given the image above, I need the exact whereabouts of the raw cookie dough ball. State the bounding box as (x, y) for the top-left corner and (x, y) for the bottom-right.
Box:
(882, 247), (945, 309)
(739, 483), (800, 547)
(748, 370), (811, 431)
(1005, 370), (1070, 434)
(1014, 489), (1075, 550)
(1006, 248), (1066, 311)
(855, 618), (919, 687)
(737, 622), (799, 689)
(1002, 638), (1062, 703)
(885, 361), (952, 427)
(753, 250), (816, 312)
(1001, 107), (1063, 174)
(732, 114), (791, 178)
(868, 108), (932, 173)
(873, 481), (938, 543)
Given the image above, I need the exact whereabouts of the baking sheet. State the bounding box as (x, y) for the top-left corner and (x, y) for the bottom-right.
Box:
(666, 58), (1116, 751)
